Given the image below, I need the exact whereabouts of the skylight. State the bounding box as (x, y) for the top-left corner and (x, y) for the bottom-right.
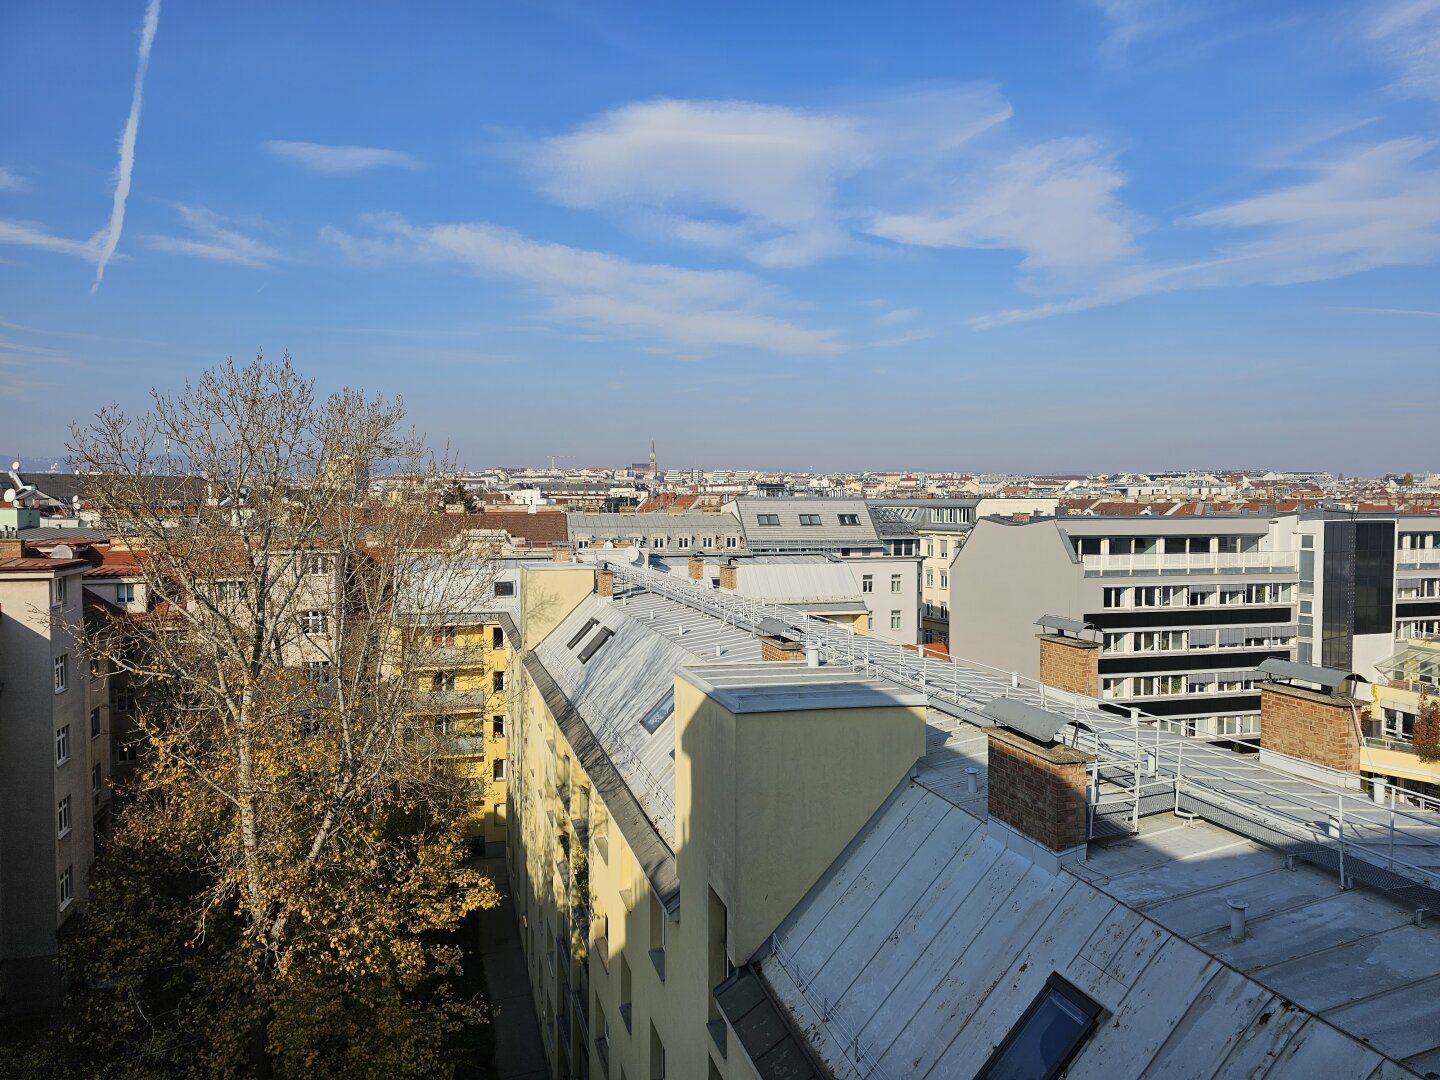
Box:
(578, 627), (615, 663)
(978, 973), (1101, 1080)
(567, 617), (599, 649)
(640, 689), (674, 734)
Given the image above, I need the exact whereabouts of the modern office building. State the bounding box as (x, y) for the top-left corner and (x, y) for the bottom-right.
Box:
(948, 509), (1440, 741)
(870, 499), (979, 646)
(499, 557), (1440, 1080)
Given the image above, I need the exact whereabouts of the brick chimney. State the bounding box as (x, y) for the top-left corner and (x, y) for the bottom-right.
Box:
(1259, 681), (1363, 775)
(718, 562), (737, 590)
(1038, 634), (1100, 697)
(551, 547), (572, 563)
(596, 567), (614, 599)
(760, 635), (804, 662)
(688, 554), (705, 581)
(986, 728), (1092, 860)
(0, 536), (26, 560)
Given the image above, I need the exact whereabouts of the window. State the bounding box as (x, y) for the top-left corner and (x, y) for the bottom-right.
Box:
(492, 715), (505, 738)
(492, 626), (504, 648)
(302, 552), (333, 576)
(862, 574), (874, 593)
(116, 582), (136, 605)
(940, 540), (948, 558)
(567, 617), (599, 649)
(58, 795), (72, 838)
(891, 611), (902, 630)
(579, 627), (615, 663)
(217, 579), (245, 604)
(979, 973), (1101, 1080)
(59, 865), (74, 910)
(641, 689), (675, 734)
(117, 740), (138, 763)
(926, 569), (934, 587)
(90, 706), (102, 738)
(493, 758), (507, 781)
(56, 724), (71, 766)
(940, 572), (948, 589)
(492, 670), (505, 692)
(838, 513), (861, 526)
(114, 687), (136, 713)
(1103, 587), (1127, 609)
(649, 1023), (666, 1080)
(301, 609), (328, 634)
(725, 535), (738, 548)
(493, 579), (515, 597)
(53, 574), (70, 607)
(431, 671), (456, 692)
(799, 514), (822, 526)
(432, 626), (456, 647)
(306, 660), (333, 686)
(651, 535), (666, 549)
(756, 513), (780, 526)
(54, 653), (68, 693)
(890, 573), (902, 592)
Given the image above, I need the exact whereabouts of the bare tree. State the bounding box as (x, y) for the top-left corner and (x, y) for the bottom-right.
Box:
(70, 354), (499, 980)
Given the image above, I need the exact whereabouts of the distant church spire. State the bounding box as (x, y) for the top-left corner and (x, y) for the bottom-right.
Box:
(649, 439), (657, 477)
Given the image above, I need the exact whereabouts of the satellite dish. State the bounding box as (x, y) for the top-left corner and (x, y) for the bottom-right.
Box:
(5, 462), (36, 506)
(629, 545), (645, 567)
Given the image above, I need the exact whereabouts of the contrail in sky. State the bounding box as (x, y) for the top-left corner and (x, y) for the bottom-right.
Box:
(92, 0), (161, 294)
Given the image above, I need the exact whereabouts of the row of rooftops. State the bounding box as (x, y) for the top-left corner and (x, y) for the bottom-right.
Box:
(525, 562), (1440, 1077)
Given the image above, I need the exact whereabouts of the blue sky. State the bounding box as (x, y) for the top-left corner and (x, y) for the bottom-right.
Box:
(2, 1), (1438, 473)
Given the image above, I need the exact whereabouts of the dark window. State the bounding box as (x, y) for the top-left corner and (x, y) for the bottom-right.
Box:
(1355, 521), (1395, 637)
(492, 626), (504, 648)
(798, 514), (822, 526)
(493, 580), (515, 597)
(492, 670), (505, 692)
(979, 973), (1102, 1080)
(567, 618), (599, 650)
(756, 514), (780, 526)
(838, 514), (860, 526)
(640, 690), (674, 734)
(578, 627), (615, 663)
(1076, 538), (1102, 556)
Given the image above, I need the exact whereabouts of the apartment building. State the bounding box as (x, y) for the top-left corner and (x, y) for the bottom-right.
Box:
(499, 558), (1440, 1080)
(868, 499), (977, 646)
(1362, 637), (1440, 802)
(724, 497), (884, 556)
(569, 512), (747, 556)
(394, 559), (520, 854)
(0, 538), (111, 1012)
(653, 553), (921, 644)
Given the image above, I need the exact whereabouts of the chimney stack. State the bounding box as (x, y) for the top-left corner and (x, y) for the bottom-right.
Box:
(986, 724), (1093, 865)
(596, 567), (614, 599)
(719, 561), (737, 590)
(688, 554), (705, 581)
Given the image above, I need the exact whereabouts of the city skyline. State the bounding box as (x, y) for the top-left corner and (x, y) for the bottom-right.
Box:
(3, 1), (1440, 471)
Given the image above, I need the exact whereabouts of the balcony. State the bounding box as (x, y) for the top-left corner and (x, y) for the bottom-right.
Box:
(411, 689), (486, 712)
(1399, 552), (1440, 570)
(411, 645), (487, 669)
(1081, 550), (1299, 577)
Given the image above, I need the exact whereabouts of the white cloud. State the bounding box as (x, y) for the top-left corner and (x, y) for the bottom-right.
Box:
(973, 137), (1440, 326)
(868, 137), (1136, 272)
(1366, 0), (1440, 102)
(529, 86), (1016, 268)
(874, 307), (919, 326)
(143, 204), (280, 268)
(93, 0), (161, 294)
(266, 141), (422, 175)
(0, 167), (27, 192)
(322, 214), (840, 356)
(0, 219), (103, 261)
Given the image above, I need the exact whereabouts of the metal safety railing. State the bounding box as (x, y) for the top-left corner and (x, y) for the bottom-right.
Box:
(602, 556), (1440, 908)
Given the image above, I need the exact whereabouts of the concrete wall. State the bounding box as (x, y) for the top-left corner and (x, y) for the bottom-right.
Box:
(948, 519), (1088, 675)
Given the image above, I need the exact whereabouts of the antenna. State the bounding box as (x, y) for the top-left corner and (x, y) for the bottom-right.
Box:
(4, 461), (37, 507)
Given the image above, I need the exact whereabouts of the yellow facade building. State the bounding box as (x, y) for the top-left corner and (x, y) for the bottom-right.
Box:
(1364, 637), (1440, 803)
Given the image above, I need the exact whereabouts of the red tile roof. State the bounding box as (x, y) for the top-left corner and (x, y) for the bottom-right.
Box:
(0, 557), (88, 573)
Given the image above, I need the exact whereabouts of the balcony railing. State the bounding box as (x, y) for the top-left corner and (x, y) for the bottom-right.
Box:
(1364, 736), (1418, 755)
(411, 688), (486, 711)
(1398, 553), (1440, 570)
(1081, 550), (1299, 576)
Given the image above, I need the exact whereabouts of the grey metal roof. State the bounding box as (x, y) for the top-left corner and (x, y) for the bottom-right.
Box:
(1257, 657), (1363, 691)
(532, 590), (761, 855)
(732, 497), (883, 549)
(716, 967), (821, 1080)
(568, 511), (743, 545)
(682, 664), (926, 715)
(756, 779), (1440, 1080)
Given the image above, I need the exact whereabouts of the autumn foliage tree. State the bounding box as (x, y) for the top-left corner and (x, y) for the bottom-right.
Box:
(1416, 693), (1440, 764)
(21, 356), (501, 1077)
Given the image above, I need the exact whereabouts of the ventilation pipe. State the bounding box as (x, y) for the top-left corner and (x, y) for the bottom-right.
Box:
(805, 644), (821, 667)
(1227, 898), (1249, 943)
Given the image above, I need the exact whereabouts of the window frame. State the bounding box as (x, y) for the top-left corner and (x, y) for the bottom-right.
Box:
(978, 972), (1103, 1080)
